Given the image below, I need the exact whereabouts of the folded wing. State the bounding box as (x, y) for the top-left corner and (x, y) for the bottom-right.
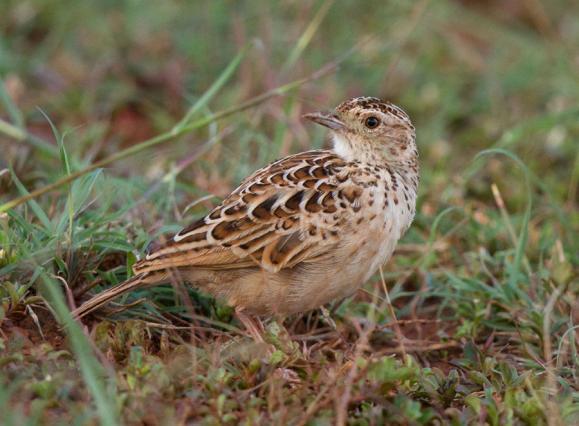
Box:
(134, 150), (359, 274)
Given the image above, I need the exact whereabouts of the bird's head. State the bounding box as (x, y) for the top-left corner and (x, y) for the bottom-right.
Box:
(304, 96), (417, 167)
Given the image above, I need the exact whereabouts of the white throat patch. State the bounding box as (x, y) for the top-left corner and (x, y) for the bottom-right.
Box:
(332, 133), (355, 161)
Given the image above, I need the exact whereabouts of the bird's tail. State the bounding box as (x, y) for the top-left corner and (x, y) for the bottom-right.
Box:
(71, 271), (165, 319)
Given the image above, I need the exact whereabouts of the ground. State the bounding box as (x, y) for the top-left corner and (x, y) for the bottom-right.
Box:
(0, 0), (577, 425)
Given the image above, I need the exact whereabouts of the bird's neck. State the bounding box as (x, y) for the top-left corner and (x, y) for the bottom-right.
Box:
(392, 157), (419, 194)
(332, 132), (419, 191)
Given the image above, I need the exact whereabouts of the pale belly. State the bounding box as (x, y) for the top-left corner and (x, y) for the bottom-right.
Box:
(286, 214), (402, 314)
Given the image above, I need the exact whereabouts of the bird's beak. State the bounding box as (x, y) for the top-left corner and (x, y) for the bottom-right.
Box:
(303, 111), (346, 131)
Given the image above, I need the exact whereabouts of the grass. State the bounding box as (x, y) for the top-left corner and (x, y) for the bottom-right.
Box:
(1, 0), (578, 424)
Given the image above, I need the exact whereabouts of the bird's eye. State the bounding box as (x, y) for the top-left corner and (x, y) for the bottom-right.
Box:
(365, 116), (380, 129)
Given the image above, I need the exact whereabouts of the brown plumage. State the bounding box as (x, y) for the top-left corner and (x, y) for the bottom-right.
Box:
(72, 97), (419, 320)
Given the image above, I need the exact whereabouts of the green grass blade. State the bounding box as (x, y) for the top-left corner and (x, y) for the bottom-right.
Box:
(0, 118), (58, 157)
(420, 206), (462, 269)
(0, 81), (59, 158)
(0, 79), (24, 128)
(474, 148), (533, 299)
(37, 109), (71, 175)
(0, 117), (27, 142)
(282, 0), (334, 72)
(36, 270), (119, 426)
(176, 45), (248, 129)
(8, 169), (52, 231)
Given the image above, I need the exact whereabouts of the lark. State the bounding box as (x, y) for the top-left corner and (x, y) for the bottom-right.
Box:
(73, 97), (419, 338)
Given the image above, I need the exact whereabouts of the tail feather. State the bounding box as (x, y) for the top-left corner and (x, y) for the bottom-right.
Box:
(72, 272), (164, 319)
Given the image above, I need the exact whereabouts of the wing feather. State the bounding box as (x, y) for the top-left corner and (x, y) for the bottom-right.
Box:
(133, 150), (359, 275)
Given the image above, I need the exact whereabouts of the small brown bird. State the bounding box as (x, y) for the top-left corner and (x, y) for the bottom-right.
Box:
(72, 97), (419, 338)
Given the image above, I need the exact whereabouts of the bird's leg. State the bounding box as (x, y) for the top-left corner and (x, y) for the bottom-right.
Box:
(235, 310), (299, 383)
(320, 305), (337, 330)
(235, 306), (265, 343)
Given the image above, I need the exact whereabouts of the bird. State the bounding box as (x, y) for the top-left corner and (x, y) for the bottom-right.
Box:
(72, 97), (419, 340)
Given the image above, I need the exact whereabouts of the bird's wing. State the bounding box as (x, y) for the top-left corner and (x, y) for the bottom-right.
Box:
(134, 150), (364, 274)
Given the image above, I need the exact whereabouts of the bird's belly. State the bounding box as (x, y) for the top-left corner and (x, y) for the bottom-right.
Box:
(212, 240), (388, 316)
(296, 195), (413, 312)
(281, 220), (400, 315)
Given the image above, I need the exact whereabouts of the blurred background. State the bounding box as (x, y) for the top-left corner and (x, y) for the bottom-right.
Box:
(1, 0), (577, 207)
(0, 0), (577, 424)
